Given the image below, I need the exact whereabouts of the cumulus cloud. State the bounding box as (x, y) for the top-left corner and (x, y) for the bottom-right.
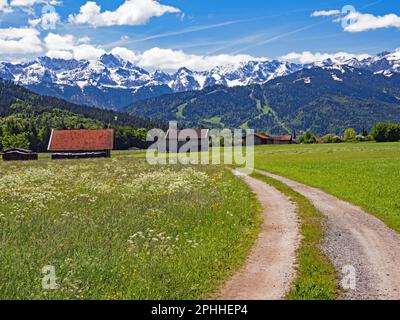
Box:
(29, 10), (61, 28)
(136, 47), (264, 71)
(280, 51), (371, 64)
(311, 10), (340, 17)
(42, 34), (264, 71)
(1, 0), (61, 14)
(110, 47), (140, 62)
(44, 33), (105, 60)
(68, 0), (181, 27)
(0, 0), (12, 12)
(0, 27), (42, 55)
(343, 11), (400, 32)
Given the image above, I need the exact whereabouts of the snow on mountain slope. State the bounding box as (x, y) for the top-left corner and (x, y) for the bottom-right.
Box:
(0, 54), (304, 93)
(0, 49), (399, 110)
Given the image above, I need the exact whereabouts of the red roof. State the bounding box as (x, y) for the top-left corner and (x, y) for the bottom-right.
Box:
(254, 133), (272, 140)
(273, 135), (293, 142)
(254, 133), (293, 142)
(166, 129), (210, 140)
(48, 129), (114, 152)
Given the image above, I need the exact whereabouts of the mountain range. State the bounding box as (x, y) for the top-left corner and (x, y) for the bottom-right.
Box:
(127, 64), (400, 135)
(1, 49), (399, 111)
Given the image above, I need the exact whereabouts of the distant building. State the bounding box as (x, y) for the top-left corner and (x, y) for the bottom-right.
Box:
(2, 148), (38, 161)
(164, 129), (210, 153)
(272, 135), (298, 145)
(47, 129), (114, 159)
(245, 133), (298, 145)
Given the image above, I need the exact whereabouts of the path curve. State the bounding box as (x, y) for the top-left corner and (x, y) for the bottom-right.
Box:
(256, 169), (400, 300)
(219, 171), (300, 300)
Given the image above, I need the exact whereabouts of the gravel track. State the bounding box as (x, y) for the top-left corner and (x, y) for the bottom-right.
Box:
(219, 171), (300, 300)
(256, 169), (400, 300)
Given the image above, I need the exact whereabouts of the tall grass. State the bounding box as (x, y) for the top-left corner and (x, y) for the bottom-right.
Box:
(0, 158), (261, 299)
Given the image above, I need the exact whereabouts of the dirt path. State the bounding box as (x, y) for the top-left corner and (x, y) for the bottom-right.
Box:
(219, 171), (300, 300)
(256, 169), (400, 300)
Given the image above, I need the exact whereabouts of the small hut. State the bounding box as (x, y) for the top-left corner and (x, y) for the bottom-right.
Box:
(164, 128), (210, 153)
(2, 148), (38, 161)
(244, 133), (299, 146)
(47, 129), (114, 159)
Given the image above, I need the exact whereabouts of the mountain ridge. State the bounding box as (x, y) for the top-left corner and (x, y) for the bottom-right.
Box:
(126, 65), (400, 135)
(1, 49), (399, 110)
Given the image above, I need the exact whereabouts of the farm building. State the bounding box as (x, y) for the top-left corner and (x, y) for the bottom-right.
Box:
(245, 133), (298, 145)
(47, 129), (114, 159)
(164, 128), (210, 153)
(2, 148), (38, 161)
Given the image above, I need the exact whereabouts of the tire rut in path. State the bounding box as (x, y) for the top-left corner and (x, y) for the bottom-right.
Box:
(256, 169), (400, 300)
(219, 171), (300, 300)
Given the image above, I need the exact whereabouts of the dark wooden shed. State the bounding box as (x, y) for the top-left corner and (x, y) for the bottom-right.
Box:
(164, 129), (210, 153)
(2, 148), (38, 161)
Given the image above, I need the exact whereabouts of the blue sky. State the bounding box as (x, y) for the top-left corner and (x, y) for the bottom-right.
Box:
(0, 0), (399, 71)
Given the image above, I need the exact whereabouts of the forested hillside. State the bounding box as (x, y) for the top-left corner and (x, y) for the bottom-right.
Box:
(0, 80), (165, 151)
(127, 66), (400, 135)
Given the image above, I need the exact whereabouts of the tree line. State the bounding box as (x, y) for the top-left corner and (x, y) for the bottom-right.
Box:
(299, 123), (400, 144)
(0, 79), (169, 151)
(0, 103), (152, 151)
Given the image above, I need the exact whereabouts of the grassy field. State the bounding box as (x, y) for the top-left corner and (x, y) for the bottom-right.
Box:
(0, 158), (261, 299)
(253, 142), (400, 233)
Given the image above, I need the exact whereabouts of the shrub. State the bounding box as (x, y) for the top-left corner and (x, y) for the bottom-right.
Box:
(387, 124), (400, 142)
(371, 123), (400, 142)
(364, 135), (374, 142)
(322, 134), (335, 143)
(299, 131), (317, 144)
(355, 135), (365, 142)
(332, 136), (343, 143)
(344, 128), (357, 142)
(1, 133), (30, 150)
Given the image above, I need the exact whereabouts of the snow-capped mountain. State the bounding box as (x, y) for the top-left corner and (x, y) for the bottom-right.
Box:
(357, 49), (400, 76)
(0, 54), (303, 92)
(315, 49), (400, 76)
(0, 49), (399, 110)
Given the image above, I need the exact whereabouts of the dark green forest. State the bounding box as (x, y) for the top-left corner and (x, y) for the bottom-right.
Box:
(127, 66), (400, 135)
(0, 80), (166, 151)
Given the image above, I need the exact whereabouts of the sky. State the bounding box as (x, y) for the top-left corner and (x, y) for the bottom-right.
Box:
(0, 0), (399, 71)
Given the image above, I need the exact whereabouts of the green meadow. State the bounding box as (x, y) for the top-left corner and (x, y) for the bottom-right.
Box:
(0, 158), (261, 299)
(253, 142), (400, 233)
(2, 142), (399, 300)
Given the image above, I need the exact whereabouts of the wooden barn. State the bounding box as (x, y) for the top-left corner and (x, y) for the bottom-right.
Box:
(164, 129), (210, 153)
(245, 133), (298, 145)
(2, 148), (38, 161)
(47, 129), (114, 159)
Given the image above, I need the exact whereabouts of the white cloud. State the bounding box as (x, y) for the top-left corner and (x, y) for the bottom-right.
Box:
(1, 0), (61, 14)
(29, 10), (61, 28)
(43, 34), (264, 71)
(73, 44), (106, 61)
(68, 0), (181, 27)
(44, 33), (75, 50)
(280, 51), (371, 64)
(45, 50), (73, 60)
(137, 47), (263, 71)
(10, 0), (60, 6)
(44, 33), (105, 60)
(111, 47), (139, 62)
(0, 27), (42, 55)
(311, 10), (341, 17)
(0, 0), (12, 12)
(343, 11), (400, 32)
